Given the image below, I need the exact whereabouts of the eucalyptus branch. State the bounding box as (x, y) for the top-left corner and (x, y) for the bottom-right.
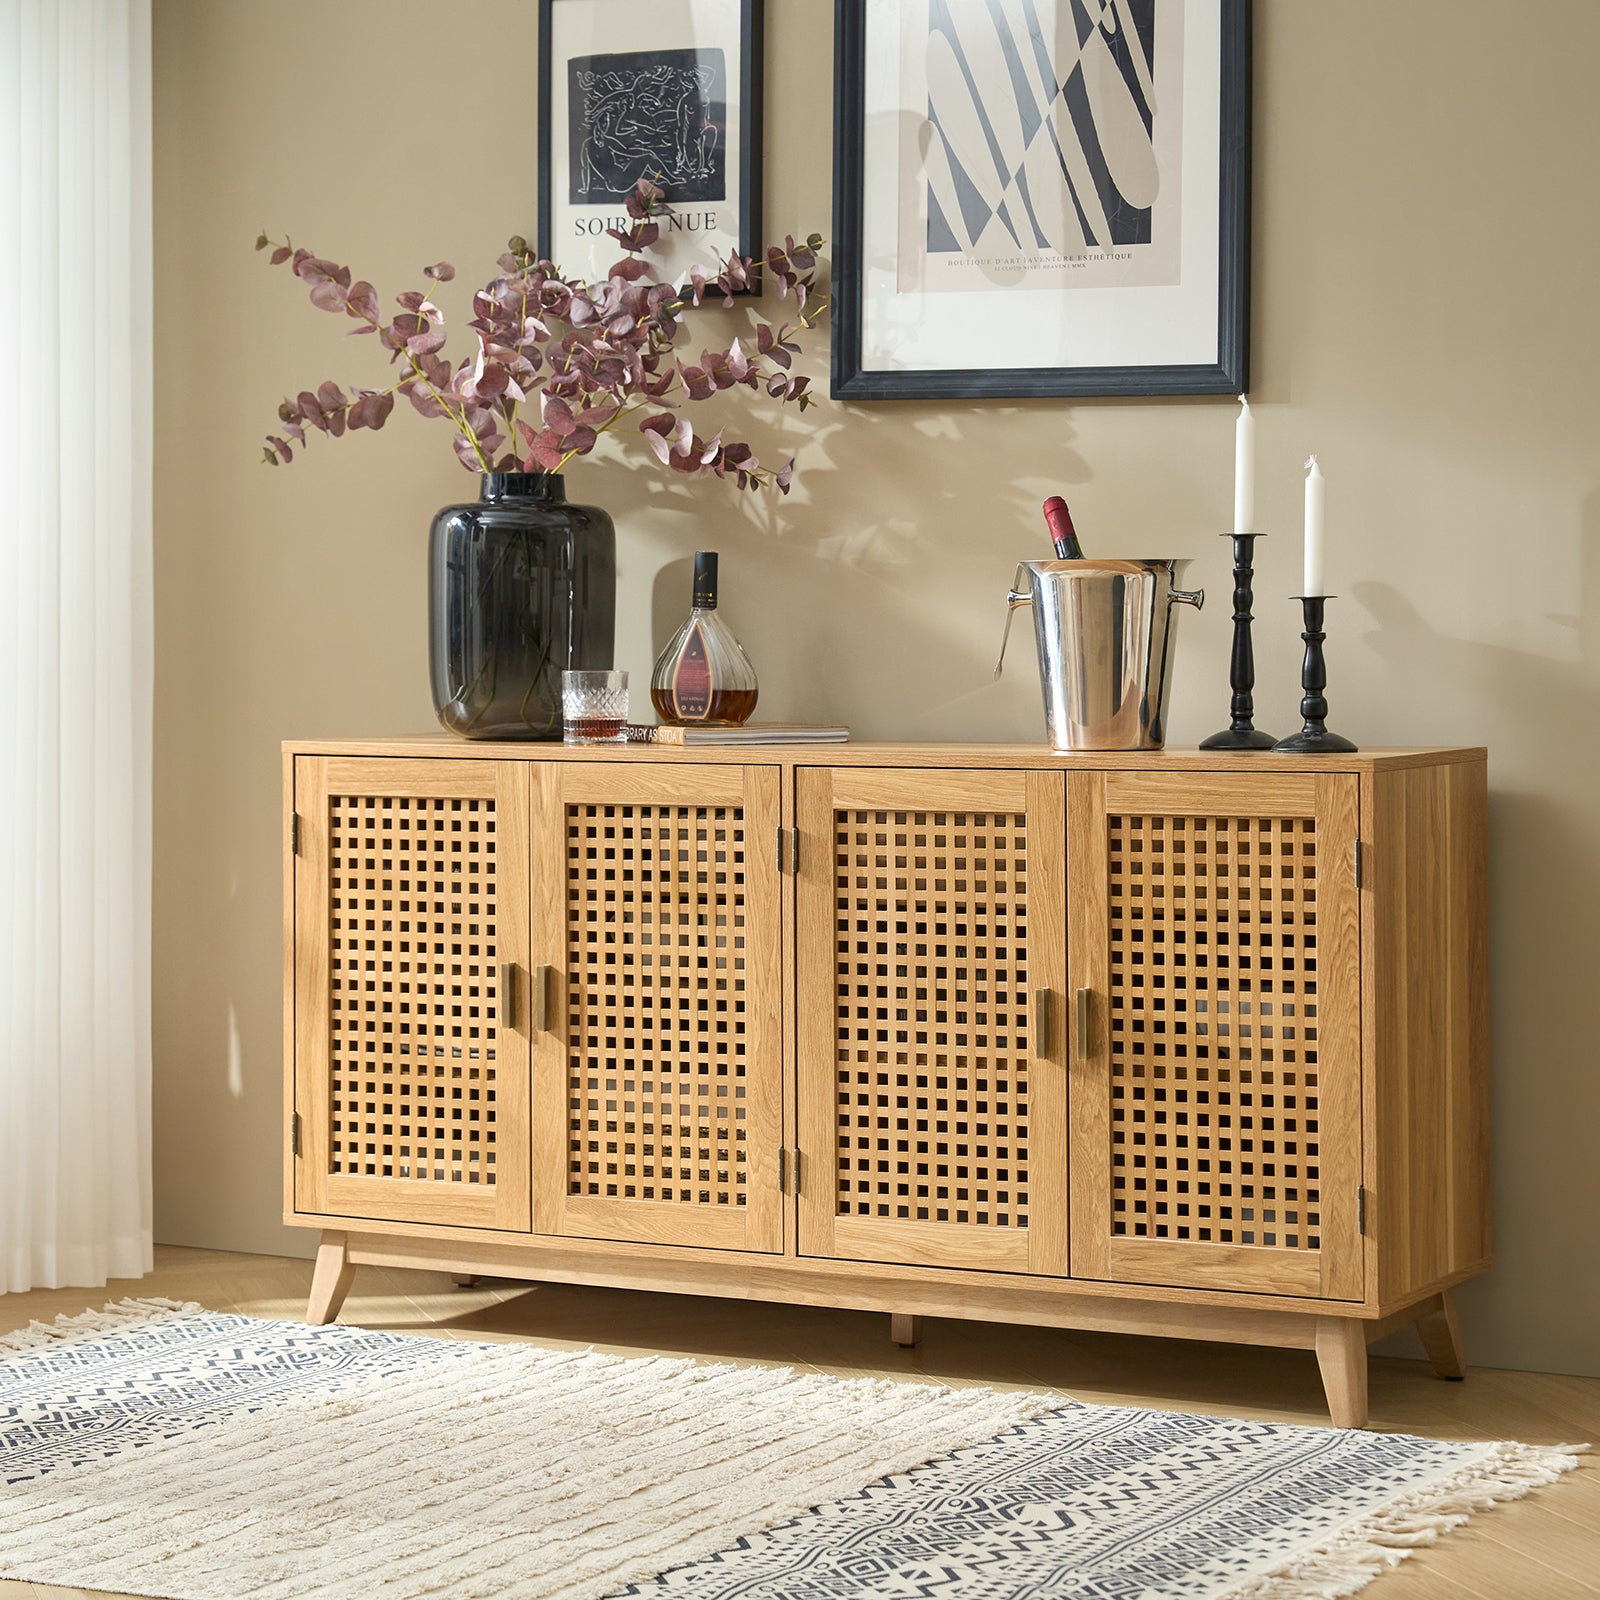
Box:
(256, 182), (829, 493)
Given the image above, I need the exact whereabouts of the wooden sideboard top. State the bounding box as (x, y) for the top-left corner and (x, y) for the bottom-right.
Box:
(283, 736), (1486, 774)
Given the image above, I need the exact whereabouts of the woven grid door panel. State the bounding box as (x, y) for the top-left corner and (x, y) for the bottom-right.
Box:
(798, 771), (1067, 1274)
(1109, 812), (1321, 1249)
(531, 766), (782, 1252)
(328, 793), (501, 1187)
(1068, 772), (1362, 1298)
(567, 802), (750, 1207)
(836, 808), (1030, 1227)
(292, 758), (531, 1230)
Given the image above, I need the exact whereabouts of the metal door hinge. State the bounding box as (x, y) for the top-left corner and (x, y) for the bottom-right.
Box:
(290, 1112), (302, 1157)
(1357, 1185), (1369, 1235)
(290, 812), (301, 855)
(776, 826), (800, 874)
(1353, 840), (1364, 889)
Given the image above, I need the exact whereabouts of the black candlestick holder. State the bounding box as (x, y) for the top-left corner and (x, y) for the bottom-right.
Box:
(1272, 595), (1358, 753)
(1200, 532), (1276, 750)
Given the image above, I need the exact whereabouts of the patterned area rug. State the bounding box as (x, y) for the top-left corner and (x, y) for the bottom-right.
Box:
(0, 1300), (1582, 1600)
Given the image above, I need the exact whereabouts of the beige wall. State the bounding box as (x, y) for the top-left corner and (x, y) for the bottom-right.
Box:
(152, 0), (1600, 1376)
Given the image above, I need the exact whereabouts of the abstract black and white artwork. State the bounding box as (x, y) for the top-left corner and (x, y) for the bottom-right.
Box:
(539, 0), (761, 287)
(905, 0), (1182, 294)
(566, 49), (728, 207)
(832, 0), (1250, 399)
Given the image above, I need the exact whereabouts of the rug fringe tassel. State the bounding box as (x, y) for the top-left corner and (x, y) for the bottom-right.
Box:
(0, 1297), (202, 1358)
(1224, 1439), (1590, 1600)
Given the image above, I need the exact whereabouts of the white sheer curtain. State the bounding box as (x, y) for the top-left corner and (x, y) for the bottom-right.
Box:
(0, 0), (153, 1291)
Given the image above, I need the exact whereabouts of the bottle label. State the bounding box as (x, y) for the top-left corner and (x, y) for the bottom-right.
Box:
(671, 624), (713, 719)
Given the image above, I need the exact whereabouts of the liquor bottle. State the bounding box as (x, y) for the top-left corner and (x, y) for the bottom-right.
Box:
(1042, 495), (1085, 560)
(650, 551), (759, 725)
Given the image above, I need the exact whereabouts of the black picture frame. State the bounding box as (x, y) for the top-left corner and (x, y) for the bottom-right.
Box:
(830, 0), (1251, 401)
(537, 0), (764, 287)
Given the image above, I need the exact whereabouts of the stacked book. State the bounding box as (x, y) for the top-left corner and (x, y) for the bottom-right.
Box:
(627, 724), (850, 746)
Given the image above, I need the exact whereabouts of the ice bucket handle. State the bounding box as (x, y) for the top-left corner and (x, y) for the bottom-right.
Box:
(993, 574), (1034, 680)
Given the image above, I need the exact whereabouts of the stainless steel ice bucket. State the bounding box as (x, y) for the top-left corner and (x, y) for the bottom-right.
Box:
(994, 559), (1205, 751)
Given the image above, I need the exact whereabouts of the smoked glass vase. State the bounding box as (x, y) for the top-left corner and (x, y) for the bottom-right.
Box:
(428, 472), (616, 740)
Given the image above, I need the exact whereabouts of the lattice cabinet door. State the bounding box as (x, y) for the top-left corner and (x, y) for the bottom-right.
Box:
(796, 769), (1068, 1274)
(291, 758), (531, 1230)
(1066, 772), (1362, 1300)
(529, 763), (784, 1253)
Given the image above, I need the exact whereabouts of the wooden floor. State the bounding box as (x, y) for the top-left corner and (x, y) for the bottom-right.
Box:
(1, 1246), (1594, 1600)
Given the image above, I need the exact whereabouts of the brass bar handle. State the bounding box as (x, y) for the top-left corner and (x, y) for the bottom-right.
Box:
(1033, 987), (1052, 1060)
(1076, 987), (1092, 1059)
(499, 962), (516, 1030)
(533, 964), (553, 1032)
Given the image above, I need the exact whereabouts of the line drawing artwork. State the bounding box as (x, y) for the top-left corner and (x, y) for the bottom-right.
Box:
(903, 0), (1183, 291)
(568, 48), (728, 206)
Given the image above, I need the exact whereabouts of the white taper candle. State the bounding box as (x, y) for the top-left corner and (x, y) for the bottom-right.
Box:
(1234, 396), (1255, 537)
(1303, 455), (1326, 596)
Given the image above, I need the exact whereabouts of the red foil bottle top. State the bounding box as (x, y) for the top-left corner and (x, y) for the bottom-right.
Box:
(1042, 496), (1084, 560)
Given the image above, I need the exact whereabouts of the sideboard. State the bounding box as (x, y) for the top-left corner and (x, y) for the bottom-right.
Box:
(282, 738), (1488, 1427)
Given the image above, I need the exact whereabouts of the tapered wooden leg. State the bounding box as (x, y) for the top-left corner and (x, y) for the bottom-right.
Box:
(1315, 1316), (1369, 1429)
(1416, 1292), (1467, 1380)
(452, 1275), (480, 1288)
(891, 1314), (923, 1348)
(306, 1231), (356, 1325)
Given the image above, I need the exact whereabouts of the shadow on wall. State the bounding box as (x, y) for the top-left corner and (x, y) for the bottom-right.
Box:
(1360, 489), (1600, 1371)
(586, 355), (1106, 739)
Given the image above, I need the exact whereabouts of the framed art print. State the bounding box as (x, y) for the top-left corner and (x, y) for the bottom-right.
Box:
(538, 0), (764, 286)
(831, 0), (1250, 399)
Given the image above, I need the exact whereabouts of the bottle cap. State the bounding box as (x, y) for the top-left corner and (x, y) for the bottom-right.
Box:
(693, 550), (719, 609)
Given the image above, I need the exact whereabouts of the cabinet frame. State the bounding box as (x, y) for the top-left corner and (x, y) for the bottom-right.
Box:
(528, 762), (785, 1253)
(1065, 770), (1364, 1300)
(795, 767), (1068, 1275)
(284, 739), (1491, 1430)
(291, 756), (533, 1231)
